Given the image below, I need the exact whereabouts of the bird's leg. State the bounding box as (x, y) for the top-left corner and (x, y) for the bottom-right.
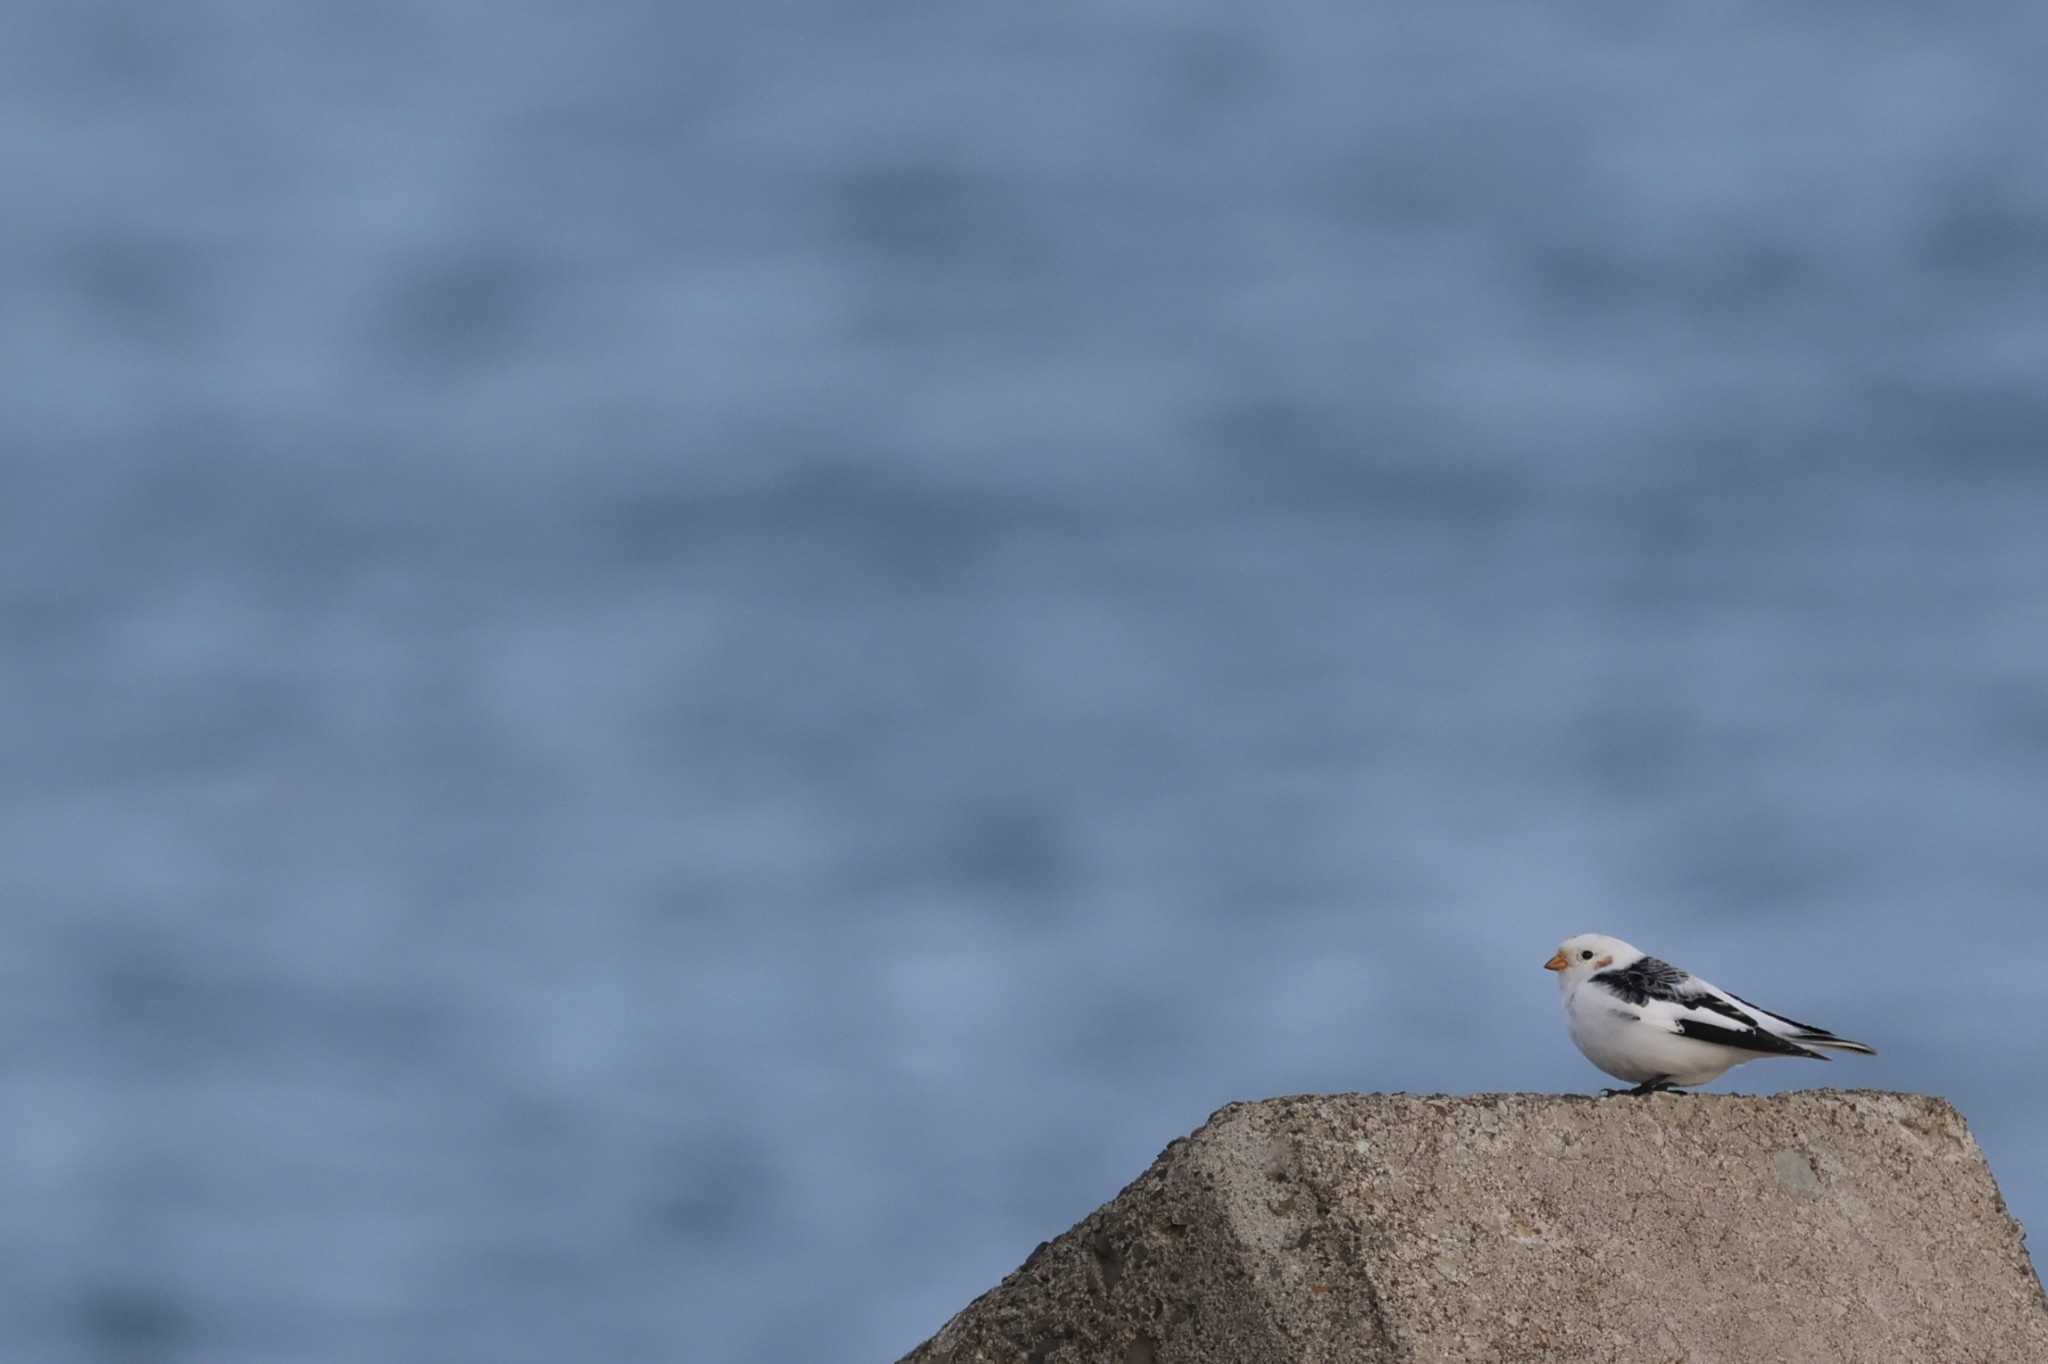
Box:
(1601, 1077), (1680, 1097)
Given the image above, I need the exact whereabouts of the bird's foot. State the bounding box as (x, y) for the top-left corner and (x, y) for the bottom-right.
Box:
(1600, 1079), (1686, 1097)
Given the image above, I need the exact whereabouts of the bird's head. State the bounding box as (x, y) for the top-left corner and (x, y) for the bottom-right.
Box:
(1543, 933), (1643, 984)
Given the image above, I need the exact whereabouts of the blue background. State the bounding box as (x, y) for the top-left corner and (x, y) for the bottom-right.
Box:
(5, 5), (2045, 1361)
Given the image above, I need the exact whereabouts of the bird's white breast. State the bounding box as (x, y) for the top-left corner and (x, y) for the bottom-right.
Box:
(1563, 981), (1739, 1086)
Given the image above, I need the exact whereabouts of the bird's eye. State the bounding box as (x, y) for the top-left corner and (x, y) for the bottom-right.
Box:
(1580, 950), (1594, 960)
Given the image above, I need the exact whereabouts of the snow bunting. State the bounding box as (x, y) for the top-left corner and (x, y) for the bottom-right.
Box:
(1546, 933), (1876, 1095)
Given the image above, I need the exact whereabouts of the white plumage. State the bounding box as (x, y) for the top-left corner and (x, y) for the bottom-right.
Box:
(1545, 933), (1876, 1094)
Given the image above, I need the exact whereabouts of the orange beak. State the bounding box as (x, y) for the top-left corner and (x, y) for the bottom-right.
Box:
(1543, 950), (1570, 971)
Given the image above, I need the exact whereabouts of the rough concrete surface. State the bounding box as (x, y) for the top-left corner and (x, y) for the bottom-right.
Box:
(900, 1092), (2048, 1363)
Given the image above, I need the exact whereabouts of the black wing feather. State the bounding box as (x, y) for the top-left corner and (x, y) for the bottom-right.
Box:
(1686, 993), (1761, 1028)
(1672, 1017), (1828, 1059)
(1722, 989), (1834, 1038)
(1590, 957), (1692, 1006)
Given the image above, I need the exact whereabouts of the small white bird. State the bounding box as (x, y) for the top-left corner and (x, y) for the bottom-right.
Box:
(1546, 933), (1876, 1095)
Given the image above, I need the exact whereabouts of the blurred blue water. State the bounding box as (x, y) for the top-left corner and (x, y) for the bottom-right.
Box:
(4, 4), (2047, 1360)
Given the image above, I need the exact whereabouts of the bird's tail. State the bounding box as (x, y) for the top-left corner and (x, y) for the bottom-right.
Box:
(1792, 1034), (1876, 1056)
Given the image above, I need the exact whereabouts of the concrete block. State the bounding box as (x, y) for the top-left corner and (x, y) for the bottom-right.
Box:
(900, 1091), (2048, 1363)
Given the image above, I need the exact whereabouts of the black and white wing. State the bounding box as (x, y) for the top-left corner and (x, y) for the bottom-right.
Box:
(1588, 957), (1839, 1059)
(1686, 976), (1878, 1056)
